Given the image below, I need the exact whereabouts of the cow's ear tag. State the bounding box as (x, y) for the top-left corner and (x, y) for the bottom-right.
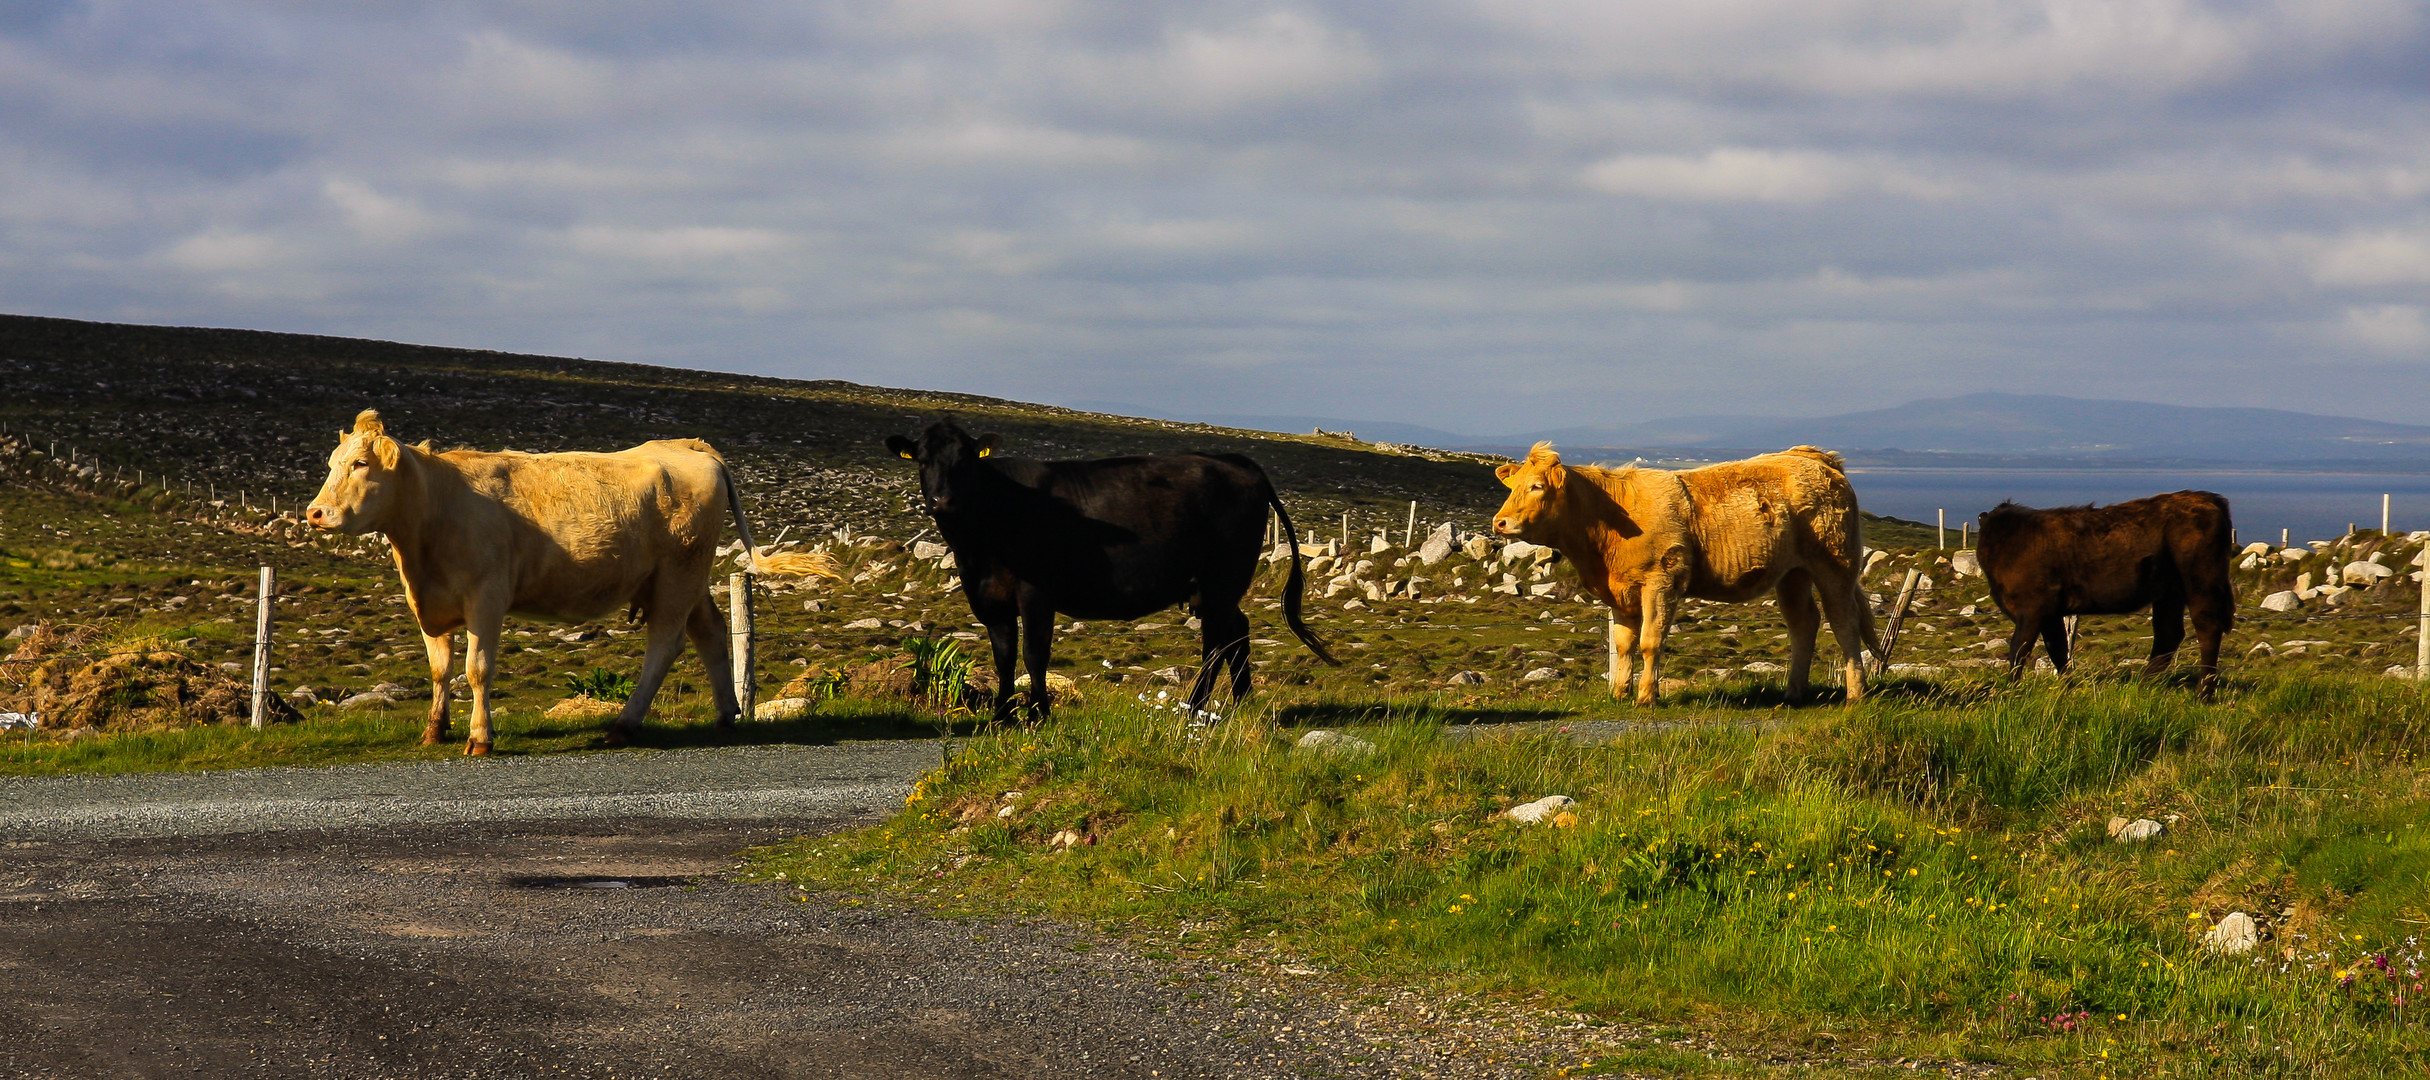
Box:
(977, 447), (991, 458)
(897, 450), (913, 460)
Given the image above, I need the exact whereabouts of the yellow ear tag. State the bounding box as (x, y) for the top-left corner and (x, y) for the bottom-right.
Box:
(977, 447), (991, 457)
(898, 450), (913, 459)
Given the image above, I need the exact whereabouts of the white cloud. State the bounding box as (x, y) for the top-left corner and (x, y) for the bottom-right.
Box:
(1580, 149), (1957, 203)
(563, 225), (794, 263)
(2339, 304), (2430, 354)
(323, 178), (437, 243)
(2312, 229), (2430, 287)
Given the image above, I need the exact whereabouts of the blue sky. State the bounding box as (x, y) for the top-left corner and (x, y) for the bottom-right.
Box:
(2, 1), (2426, 433)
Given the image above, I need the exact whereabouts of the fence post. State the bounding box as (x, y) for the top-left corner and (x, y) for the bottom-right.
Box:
(2416, 551), (2428, 684)
(1937, 509), (1946, 551)
(250, 566), (274, 729)
(1340, 511), (1350, 551)
(1404, 501), (1417, 548)
(1875, 568), (1921, 676)
(2383, 493), (2391, 536)
(729, 571), (755, 723)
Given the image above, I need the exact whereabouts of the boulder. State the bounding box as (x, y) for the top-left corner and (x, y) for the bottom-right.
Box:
(1741, 661), (1786, 674)
(545, 695), (623, 721)
(912, 540), (952, 562)
(1504, 795), (1575, 824)
(1521, 667), (1561, 681)
(2240, 541), (2272, 556)
(1294, 729), (1378, 758)
(2280, 548), (2308, 562)
(1011, 671), (1082, 705)
(842, 617), (885, 630)
(1415, 522), (1455, 566)
(1949, 550), (1981, 578)
(1461, 535), (1494, 561)
(2260, 590), (2301, 612)
(1446, 670), (1487, 685)
(2107, 817), (2166, 843)
(754, 696), (817, 722)
(2343, 560), (2394, 583)
(2203, 912), (2258, 955)
(1369, 533), (1393, 554)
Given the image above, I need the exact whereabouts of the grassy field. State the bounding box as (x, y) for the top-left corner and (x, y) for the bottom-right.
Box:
(10, 314), (2430, 1074)
(751, 673), (2430, 1078)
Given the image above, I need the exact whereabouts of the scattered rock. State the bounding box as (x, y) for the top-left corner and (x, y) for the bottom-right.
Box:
(1461, 535), (1494, 560)
(337, 692), (397, 710)
(1446, 670), (1487, 685)
(2107, 816), (2166, 843)
(1415, 522), (1455, 566)
(1949, 550), (1981, 578)
(1011, 671), (1083, 705)
(753, 696), (816, 722)
(1150, 666), (1187, 684)
(1049, 829), (1083, 850)
(2204, 912), (2259, 955)
(2343, 560), (2394, 583)
(1503, 795), (1575, 824)
(1521, 667), (1560, 681)
(1294, 729), (1378, 758)
(842, 617), (885, 630)
(2259, 591), (2301, 612)
(1741, 661), (1786, 674)
(911, 540), (952, 561)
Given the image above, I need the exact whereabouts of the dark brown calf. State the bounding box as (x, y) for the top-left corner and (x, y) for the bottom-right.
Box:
(1976, 491), (2235, 698)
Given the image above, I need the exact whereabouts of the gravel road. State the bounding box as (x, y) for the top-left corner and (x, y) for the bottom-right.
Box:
(0, 743), (1618, 1079)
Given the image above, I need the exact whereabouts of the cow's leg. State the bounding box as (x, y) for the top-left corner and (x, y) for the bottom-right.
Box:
(1635, 581), (1677, 707)
(981, 611), (1021, 724)
(1187, 605), (1250, 714)
(2146, 589), (2187, 679)
(1018, 587), (1055, 721)
(2188, 584), (2232, 702)
(609, 594), (695, 747)
(2040, 613), (2072, 675)
(1777, 569), (1819, 704)
(2003, 610), (2041, 679)
(1605, 610), (1638, 700)
(684, 591), (742, 730)
(1811, 573), (1870, 703)
(419, 631), (453, 746)
(461, 603), (504, 756)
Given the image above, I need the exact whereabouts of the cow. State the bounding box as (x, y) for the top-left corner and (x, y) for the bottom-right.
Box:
(884, 419), (1337, 721)
(1975, 491), (2234, 698)
(1491, 442), (1881, 706)
(305, 410), (837, 754)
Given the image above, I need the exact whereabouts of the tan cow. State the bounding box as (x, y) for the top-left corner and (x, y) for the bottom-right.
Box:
(305, 410), (836, 754)
(1490, 443), (1881, 706)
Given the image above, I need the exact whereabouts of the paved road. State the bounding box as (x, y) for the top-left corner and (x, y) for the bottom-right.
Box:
(0, 744), (1582, 1080)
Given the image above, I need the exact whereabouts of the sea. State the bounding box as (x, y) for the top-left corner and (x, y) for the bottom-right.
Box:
(1846, 468), (2430, 546)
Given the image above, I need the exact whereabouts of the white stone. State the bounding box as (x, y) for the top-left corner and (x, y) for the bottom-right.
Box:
(1950, 550), (1981, 578)
(1528, 583), (1560, 597)
(2344, 560), (2394, 583)
(1863, 549), (1890, 574)
(1294, 729), (1378, 757)
(1447, 670), (1487, 685)
(2204, 912), (2258, 955)
(843, 617), (885, 630)
(2260, 590), (2301, 612)
(337, 692), (395, 709)
(1741, 661), (1786, 674)
(1369, 533), (1393, 554)
(1462, 535), (1494, 561)
(2280, 548), (2309, 562)
(755, 697), (816, 722)
(1306, 555), (1335, 577)
(1504, 795), (1575, 824)
(2238, 553), (2261, 571)
(1521, 667), (1561, 681)
(2108, 817), (2166, 842)
(912, 540), (952, 561)
(1416, 522), (1456, 565)
(2240, 541), (2272, 556)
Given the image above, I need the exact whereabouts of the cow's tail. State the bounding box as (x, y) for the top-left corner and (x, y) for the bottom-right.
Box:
(720, 463), (842, 579)
(1263, 485), (1339, 666)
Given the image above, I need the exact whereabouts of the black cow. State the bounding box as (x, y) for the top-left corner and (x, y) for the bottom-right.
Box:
(1976, 490), (2235, 698)
(885, 420), (1337, 720)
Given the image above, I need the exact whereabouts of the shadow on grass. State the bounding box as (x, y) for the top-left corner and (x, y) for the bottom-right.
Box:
(518, 696), (1001, 754)
(1274, 699), (1574, 728)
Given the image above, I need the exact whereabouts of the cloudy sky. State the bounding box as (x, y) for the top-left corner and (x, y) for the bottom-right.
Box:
(3, 1), (2427, 433)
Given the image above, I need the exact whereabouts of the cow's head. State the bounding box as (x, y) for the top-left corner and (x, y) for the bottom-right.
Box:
(884, 419), (999, 517)
(1490, 442), (1566, 541)
(305, 410), (406, 533)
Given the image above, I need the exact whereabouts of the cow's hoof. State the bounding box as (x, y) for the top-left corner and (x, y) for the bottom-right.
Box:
(713, 719), (737, 733)
(602, 727), (631, 748)
(464, 740), (491, 756)
(421, 730), (447, 747)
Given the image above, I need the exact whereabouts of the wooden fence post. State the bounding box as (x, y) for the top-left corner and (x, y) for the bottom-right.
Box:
(2383, 494), (2391, 536)
(2416, 550), (2428, 684)
(1404, 501), (1417, 548)
(1340, 511), (1350, 551)
(1875, 568), (1921, 676)
(1937, 509), (1946, 551)
(729, 571), (755, 723)
(251, 566), (274, 729)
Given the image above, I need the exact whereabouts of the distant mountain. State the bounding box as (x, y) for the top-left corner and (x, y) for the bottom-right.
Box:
(1062, 393), (2430, 467)
(1061, 404), (1477, 449)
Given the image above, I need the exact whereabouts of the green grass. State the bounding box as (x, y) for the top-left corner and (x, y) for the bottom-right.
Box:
(752, 674), (2430, 1078)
